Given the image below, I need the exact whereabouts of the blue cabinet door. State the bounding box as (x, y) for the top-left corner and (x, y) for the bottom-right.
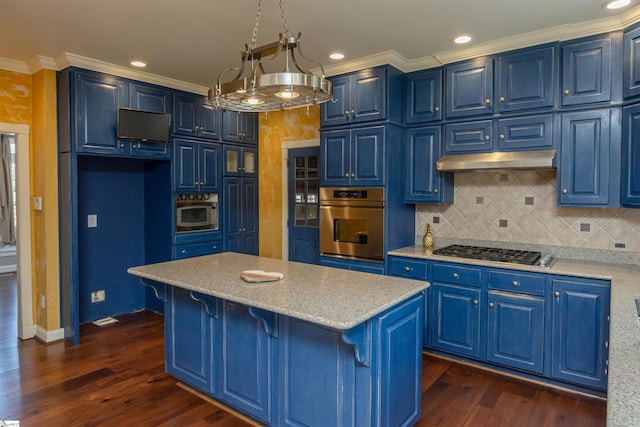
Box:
(223, 177), (258, 255)
(198, 142), (221, 192)
(406, 68), (443, 123)
(173, 92), (222, 140)
(405, 126), (453, 204)
(128, 82), (172, 158)
(173, 241), (222, 259)
(497, 114), (556, 151)
(487, 292), (545, 374)
(562, 34), (620, 106)
(321, 75), (351, 126)
(444, 120), (493, 153)
(445, 57), (494, 118)
(497, 44), (556, 112)
(165, 287), (214, 394)
(351, 126), (384, 186)
(74, 71), (127, 155)
(431, 282), (482, 359)
(200, 103), (222, 140)
(624, 26), (640, 99)
(351, 67), (387, 124)
(173, 138), (198, 192)
(622, 104), (640, 206)
(558, 108), (621, 207)
(320, 129), (350, 186)
(551, 276), (610, 391)
(217, 301), (274, 424)
(222, 110), (258, 144)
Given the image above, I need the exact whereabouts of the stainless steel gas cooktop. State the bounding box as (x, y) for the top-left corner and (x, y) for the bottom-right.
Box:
(432, 244), (550, 266)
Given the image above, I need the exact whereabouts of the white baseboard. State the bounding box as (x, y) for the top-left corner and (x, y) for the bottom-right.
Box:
(35, 325), (65, 343)
(18, 321), (35, 340)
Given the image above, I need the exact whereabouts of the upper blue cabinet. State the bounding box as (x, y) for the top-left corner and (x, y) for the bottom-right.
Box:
(405, 68), (442, 123)
(173, 92), (222, 141)
(624, 25), (640, 99)
(621, 103), (640, 206)
(445, 57), (494, 118)
(561, 32), (622, 106)
(320, 65), (403, 127)
(496, 44), (557, 112)
(130, 82), (172, 114)
(222, 110), (258, 144)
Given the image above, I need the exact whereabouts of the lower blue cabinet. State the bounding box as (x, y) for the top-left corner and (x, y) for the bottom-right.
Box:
(487, 291), (545, 374)
(172, 240), (222, 259)
(165, 287), (215, 394)
(551, 276), (610, 391)
(320, 256), (386, 275)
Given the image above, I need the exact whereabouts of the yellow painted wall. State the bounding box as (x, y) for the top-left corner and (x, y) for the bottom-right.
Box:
(0, 68), (59, 331)
(258, 108), (320, 259)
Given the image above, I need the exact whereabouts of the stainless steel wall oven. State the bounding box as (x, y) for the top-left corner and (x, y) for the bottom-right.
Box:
(319, 188), (384, 262)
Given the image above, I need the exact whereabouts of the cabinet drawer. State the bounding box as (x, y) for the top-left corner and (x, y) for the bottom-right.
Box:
(432, 263), (482, 287)
(388, 257), (427, 280)
(489, 270), (546, 296)
(173, 241), (222, 259)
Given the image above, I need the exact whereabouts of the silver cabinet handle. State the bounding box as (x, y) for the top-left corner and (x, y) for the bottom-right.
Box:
(499, 96), (505, 102)
(181, 249), (187, 254)
(350, 173), (355, 178)
(434, 106), (440, 112)
(344, 173), (349, 178)
(484, 135), (490, 141)
(473, 299), (479, 306)
(212, 245), (217, 249)
(344, 111), (350, 116)
(499, 134), (505, 140)
(512, 281), (519, 287)
(434, 188), (438, 193)
(489, 302), (494, 308)
(485, 99), (491, 105)
(404, 266), (411, 272)
(554, 291), (560, 298)
(563, 89), (570, 95)
(120, 143), (125, 148)
(562, 189), (568, 194)
(452, 273), (459, 279)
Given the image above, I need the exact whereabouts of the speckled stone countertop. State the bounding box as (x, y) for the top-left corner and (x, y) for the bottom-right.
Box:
(128, 252), (428, 331)
(389, 245), (640, 427)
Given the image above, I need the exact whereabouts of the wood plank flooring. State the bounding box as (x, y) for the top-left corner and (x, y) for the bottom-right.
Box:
(0, 274), (606, 426)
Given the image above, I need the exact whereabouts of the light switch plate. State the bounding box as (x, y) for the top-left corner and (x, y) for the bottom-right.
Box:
(88, 214), (97, 228)
(33, 196), (42, 211)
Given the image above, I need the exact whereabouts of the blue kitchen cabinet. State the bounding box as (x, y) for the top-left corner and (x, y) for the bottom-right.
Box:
(165, 286), (215, 394)
(444, 120), (493, 153)
(445, 57), (494, 119)
(388, 256), (429, 345)
(172, 241), (222, 259)
(319, 256), (386, 275)
(405, 126), (453, 204)
(496, 114), (557, 151)
(320, 126), (385, 187)
(405, 68), (443, 123)
(223, 145), (257, 177)
(173, 92), (222, 140)
(173, 138), (221, 193)
(622, 103), (640, 206)
(558, 108), (621, 207)
(487, 292), (545, 374)
(430, 263), (483, 360)
(222, 110), (258, 144)
(217, 300), (275, 424)
(551, 276), (610, 391)
(223, 177), (258, 255)
(129, 81), (172, 113)
(496, 44), (557, 112)
(624, 25), (640, 99)
(561, 32), (622, 106)
(72, 70), (128, 155)
(321, 65), (403, 127)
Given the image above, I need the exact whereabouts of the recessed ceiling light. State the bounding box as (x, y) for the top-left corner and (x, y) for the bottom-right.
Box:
(454, 35), (472, 44)
(605, 0), (631, 8)
(130, 60), (147, 68)
(329, 52), (345, 60)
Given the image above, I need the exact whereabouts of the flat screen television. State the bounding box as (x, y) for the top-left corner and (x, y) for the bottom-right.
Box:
(117, 108), (171, 143)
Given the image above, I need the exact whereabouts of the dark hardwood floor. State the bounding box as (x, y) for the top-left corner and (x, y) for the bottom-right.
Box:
(0, 274), (606, 426)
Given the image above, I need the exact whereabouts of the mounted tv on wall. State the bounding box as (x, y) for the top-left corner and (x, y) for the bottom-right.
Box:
(117, 108), (171, 143)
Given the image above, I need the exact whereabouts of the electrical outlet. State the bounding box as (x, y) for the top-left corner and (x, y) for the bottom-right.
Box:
(40, 294), (45, 309)
(88, 214), (98, 228)
(91, 290), (105, 303)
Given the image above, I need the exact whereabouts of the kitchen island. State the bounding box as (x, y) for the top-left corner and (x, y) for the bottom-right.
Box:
(128, 252), (428, 427)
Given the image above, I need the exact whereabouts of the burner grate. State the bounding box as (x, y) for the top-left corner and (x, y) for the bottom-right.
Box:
(432, 245), (541, 265)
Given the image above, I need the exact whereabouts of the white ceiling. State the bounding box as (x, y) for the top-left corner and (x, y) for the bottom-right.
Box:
(1, 0), (639, 92)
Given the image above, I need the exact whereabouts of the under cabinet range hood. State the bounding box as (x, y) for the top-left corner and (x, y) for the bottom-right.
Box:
(436, 149), (557, 172)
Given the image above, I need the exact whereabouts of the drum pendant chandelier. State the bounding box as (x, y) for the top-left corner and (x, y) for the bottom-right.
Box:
(208, 0), (333, 112)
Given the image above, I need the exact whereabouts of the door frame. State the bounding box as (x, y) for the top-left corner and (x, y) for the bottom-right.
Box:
(0, 123), (34, 340)
(281, 139), (319, 261)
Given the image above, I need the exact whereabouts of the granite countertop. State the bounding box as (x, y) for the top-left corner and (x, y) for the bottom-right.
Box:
(127, 252), (429, 331)
(389, 245), (640, 427)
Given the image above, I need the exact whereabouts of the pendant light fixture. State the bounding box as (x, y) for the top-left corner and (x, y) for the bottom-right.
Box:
(208, 0), (333, 112)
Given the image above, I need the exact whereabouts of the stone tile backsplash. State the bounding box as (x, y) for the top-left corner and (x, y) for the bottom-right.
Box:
(415, 170), (640, 253)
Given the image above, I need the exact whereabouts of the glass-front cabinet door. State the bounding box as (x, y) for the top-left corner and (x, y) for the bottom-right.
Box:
(293, 155), (319, 228)
(223, 145), (257, 177)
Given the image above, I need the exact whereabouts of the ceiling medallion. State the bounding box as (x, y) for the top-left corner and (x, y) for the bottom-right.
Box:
(208, 0), (333, 112)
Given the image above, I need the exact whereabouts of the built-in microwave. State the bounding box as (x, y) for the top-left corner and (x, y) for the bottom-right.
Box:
(175, 194), (218, 232)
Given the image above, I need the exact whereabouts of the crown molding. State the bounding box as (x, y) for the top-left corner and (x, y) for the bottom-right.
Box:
(323, 50), (412, 76)
(26, 55), (57, 73)
(0, 57), (30, 74)
(56, 53), (208, 95)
